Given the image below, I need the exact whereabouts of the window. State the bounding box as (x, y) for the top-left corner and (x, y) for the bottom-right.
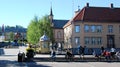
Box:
(97, 37), (102, 45)
(91, 25), (96, 32)
(75, 25), (80, 33)
(90, 25), (102, 33)
(75, 37), (80, 45)
(84, 25), (89, 32)
(85, 37), (102, 45)
(91, 37), (96, 45)
(84, 37), (90, 45)
(96, 25), (102, 33)
(42, 42), (48, 48)
(108, 25), (113, 33)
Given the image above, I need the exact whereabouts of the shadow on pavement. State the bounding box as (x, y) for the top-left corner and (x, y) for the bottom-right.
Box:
(0, 60), (51, 67)
(25, 57), (120, 62)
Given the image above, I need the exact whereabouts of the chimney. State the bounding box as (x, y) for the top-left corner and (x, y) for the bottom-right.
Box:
(86, 3), (89, 7)
(111, 3), (113, 8)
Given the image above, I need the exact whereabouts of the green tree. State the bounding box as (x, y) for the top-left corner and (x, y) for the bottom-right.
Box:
(38, 15), (54, 42)
(9, 32), (14, 41)
(27, 16), (39, 44)
(27, 15), (53, 45)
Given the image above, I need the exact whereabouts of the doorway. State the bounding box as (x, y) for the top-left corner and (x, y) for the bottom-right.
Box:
(107, 35), (115, 48)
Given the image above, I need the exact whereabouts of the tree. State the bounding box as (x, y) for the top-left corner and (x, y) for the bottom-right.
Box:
(27, 15), (53, 45)
(27, 16), (39, 44)
(9, 32), (14, 41)
(38, 15), (54, 42)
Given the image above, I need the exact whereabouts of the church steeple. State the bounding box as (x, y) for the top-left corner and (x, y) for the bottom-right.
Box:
(49, 6), (54, 22)
(50, 7), (53, 16)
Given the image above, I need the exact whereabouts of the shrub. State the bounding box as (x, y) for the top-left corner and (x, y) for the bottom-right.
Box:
(26, 48), (35, 59)
(26, 48), (34, 52)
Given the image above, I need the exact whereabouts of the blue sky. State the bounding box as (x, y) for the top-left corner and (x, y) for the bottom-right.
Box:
(0, 0), (120, 28)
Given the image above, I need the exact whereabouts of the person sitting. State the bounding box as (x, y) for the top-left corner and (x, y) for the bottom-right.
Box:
(102, 50), (106, 57)
(110, 48), (116, 59)
(93, 50), (101, 61)
(105, 50), (111, 61)
(65, 49), (73, 61)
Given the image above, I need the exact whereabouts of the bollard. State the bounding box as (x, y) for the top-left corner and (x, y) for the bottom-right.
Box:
(18, 52), (22, 62)
(22, 52), (25, 62)
(18, 52), (25, 62)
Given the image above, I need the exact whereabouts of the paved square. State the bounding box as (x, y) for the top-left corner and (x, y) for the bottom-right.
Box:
(0, 47), (120, 67)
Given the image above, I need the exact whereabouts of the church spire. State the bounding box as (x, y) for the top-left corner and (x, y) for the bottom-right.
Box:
(49, 5), (54, 22)
(50, 7), (53, 16)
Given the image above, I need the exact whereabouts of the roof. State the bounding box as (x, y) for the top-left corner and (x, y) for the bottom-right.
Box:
(40, 34), (50, 41)
(64, 6), (120, 28)
(52, 20), (68, 29)
(74, 7), (120, 22)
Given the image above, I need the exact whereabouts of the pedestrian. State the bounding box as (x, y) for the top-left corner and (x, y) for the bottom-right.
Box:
(110, 47), (116, 59)
(81, 46), (85, 58)
(92, 50), (100, 61)
(65, 49), (73, 61)
(105, 50), (111, 61)
(51, 50), (56, 61)
(78, 46), (82, 58)
(101, 46), (104, 53)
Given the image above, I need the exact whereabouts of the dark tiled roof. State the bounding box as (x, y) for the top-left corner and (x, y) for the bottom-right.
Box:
(52, 20), (68, 28)
(74, 7), (120, 22)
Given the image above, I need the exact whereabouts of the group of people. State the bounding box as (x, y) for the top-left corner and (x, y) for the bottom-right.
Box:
(101, 46), (120, 60)
(51, 49), (74, 61)
(50, 45), (120, 61)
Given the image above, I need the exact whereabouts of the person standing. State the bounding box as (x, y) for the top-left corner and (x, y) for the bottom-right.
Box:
(78, 46), (82, 58)
(81, 46), (85, 58)
(101, 46), (104, 53)
(51, 50), (56, 61)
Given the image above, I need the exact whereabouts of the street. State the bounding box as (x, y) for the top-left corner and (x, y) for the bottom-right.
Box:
(0, 61), (120, 67)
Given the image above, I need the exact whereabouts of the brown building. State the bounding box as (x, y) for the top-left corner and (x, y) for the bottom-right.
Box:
(49, 7), (68, 50)
(63, 3), (120, 52)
